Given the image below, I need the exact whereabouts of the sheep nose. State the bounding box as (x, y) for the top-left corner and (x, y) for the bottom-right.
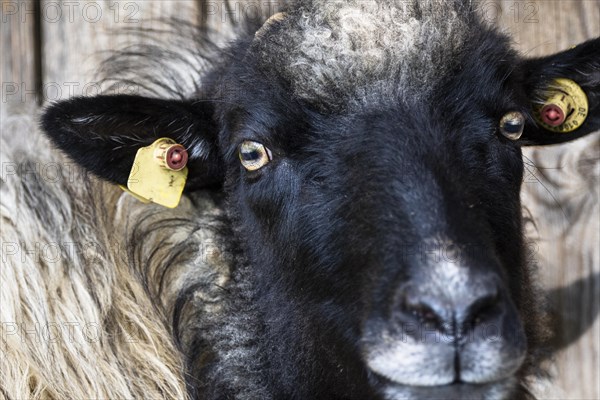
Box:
(396, 279), (504, 336)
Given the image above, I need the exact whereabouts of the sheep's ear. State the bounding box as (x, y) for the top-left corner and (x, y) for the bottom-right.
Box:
(41, 95), (224, 190)
(519, 38), (600, 146)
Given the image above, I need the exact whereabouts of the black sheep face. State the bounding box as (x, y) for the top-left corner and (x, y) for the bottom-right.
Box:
(41, 1), (600, 398)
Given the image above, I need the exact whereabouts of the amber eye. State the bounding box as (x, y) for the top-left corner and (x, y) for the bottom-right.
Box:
(499, 111), (525, 140)
(239, 141), (272, 171)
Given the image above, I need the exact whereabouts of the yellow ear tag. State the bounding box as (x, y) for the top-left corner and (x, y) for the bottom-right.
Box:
(533, 78), (588, 133)
(124, 138), (189, 208)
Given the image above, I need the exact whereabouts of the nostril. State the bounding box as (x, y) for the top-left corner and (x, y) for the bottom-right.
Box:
(394, 281), (506, 335)
(465, 292), (502, 328)
(399, 296), (446, 332)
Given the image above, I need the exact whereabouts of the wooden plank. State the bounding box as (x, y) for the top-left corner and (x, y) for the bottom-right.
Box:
(489, 0), (599, 55)
(1, 0), (37, 104)
(39, 0), (202, 102)
(489, 1), (600, 398)
(198, 0), (282, 41)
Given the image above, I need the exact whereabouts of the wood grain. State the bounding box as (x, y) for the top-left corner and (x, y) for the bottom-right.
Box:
(1, 0), (37, 104)
(490, 1), (599, 398)
(39, 0), (202, 100)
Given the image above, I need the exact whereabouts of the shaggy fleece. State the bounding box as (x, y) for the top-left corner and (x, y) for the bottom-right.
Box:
(0, 103), (228, 399)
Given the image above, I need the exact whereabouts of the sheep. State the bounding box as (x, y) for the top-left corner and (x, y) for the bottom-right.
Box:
(1, 0), (599, 399)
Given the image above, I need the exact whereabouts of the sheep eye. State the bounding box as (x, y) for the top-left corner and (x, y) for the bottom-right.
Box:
(239, 141), (272, 171)
(499, 111), (525, 140)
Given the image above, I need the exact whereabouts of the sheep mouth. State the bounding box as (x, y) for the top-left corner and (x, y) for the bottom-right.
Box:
(362, 340), (522, 399)
(371, 372), (517, 400)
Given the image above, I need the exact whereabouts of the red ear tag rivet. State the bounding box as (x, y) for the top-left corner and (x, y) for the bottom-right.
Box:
(166, 145), (189, 171)
(541, 104), (565, 126)
(154, 143), (189, 171)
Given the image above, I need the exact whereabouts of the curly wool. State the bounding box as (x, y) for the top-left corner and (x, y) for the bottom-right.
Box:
(254, 0), (472, 112)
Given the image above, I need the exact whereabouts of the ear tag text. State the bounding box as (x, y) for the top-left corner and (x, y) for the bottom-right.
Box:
(123, 138), (189, 208)
(533, 78), (588, 133)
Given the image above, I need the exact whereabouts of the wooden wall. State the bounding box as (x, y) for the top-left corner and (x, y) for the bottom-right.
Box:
(493, 1), (599, 398)
(1, 0), (598, 397)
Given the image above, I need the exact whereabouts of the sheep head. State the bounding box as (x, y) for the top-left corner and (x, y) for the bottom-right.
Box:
(41, 1), (600, 398)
